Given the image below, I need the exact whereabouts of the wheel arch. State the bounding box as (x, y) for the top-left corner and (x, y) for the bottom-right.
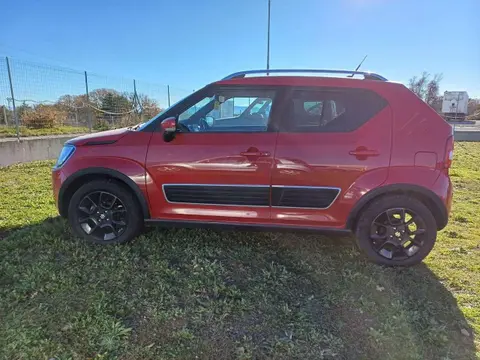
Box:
(346, 184), (448, 231)
(58, 167), (150, 219)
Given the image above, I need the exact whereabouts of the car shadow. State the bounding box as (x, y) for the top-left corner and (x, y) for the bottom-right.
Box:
(160, 227), (477, 359)
(0, 220), (476, 359)
(241, 230), (477, 359)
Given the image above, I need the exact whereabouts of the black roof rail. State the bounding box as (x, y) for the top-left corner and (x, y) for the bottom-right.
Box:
(222, 69), (387, 81)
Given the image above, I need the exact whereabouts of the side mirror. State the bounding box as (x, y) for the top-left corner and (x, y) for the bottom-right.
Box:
(160, 117), (177, 142)
(161, 117), (176, 133)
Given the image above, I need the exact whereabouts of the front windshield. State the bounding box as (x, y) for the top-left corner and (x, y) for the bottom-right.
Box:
(136, 108), (168, 131)
(136, 93), (195, 132)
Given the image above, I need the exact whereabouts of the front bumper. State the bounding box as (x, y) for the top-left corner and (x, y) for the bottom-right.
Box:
(52, 168), (65, 216)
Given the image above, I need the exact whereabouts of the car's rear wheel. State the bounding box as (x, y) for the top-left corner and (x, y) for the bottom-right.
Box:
(355, 195), (437, 266)
(68, 180), (143, 244)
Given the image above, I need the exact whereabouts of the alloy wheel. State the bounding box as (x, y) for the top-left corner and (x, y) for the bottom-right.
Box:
(370, 207), (426, 261)
(76, 191), (127, 241)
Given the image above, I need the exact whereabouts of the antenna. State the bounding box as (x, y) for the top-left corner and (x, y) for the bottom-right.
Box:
(348, 55), (368, 77)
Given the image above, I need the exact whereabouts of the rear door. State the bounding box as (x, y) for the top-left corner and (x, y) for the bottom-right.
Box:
(145, 85), (281, 224)
(271, 86), (391, 228)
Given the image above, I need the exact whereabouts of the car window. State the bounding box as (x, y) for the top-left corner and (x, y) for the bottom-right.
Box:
(304, 101), (323, 115)
(178, 97), (213, 121)
(178, 89), (275, 133)
(247, 98), (272, 117)
(284, 88), (387, 132)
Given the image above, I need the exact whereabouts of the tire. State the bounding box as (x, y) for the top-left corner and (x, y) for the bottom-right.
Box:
(68, 179), (143, 244)
(355, 195), (437, 266)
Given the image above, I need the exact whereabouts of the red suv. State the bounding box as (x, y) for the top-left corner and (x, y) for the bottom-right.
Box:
(52, 69), (454, 266)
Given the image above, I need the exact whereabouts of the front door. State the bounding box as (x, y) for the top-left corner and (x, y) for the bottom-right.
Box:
(271, 86), (392, 228)
(146, 85), (280, 224)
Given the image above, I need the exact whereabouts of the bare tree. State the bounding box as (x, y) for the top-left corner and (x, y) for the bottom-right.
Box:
(137, 94), (162, 119)
(408, 72), (443, 106)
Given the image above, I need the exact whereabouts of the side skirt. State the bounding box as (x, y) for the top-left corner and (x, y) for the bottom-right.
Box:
(144, 219), (352, 235)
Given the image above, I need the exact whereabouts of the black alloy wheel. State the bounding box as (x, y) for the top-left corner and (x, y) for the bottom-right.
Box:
(355, 195), (437, 266)
(76, 191), (127, 241)
(68, 180), (143, 244)
(370, 208), (426, 261)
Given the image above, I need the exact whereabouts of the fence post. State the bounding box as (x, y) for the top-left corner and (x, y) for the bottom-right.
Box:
(167, 85), (171, 107)
(2, 105), (7, 126)
(6, 57), (19, 140)
(84, 71), (92, 132)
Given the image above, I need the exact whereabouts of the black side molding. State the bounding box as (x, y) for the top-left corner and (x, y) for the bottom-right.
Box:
(163, 185), (270, 206)
(271, 186), (340, 209)
(84, 140), (117, 146)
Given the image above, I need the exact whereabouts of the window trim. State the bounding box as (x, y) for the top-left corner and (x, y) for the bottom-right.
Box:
(278, 86), (388, 133)
(142, 85), (289, 134)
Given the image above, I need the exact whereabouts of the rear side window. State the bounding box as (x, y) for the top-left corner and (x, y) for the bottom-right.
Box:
(283, 88), (387, 132)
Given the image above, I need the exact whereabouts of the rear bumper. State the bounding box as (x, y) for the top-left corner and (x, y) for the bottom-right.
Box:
(445, 177), (453, 216)
(431, 172), (453, 230)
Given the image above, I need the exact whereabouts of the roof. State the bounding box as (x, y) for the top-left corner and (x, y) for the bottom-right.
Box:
(222, 69), (387, 81)
(215, 75), (394, 89)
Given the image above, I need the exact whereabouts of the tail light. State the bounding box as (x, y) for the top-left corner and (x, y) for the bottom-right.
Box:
(444, 135), (454, 169)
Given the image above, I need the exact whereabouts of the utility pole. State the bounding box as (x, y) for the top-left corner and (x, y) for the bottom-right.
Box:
(267, 0), (271, 74)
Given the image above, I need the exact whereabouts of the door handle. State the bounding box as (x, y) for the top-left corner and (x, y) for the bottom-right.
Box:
(240, 151), (271, 157)
(349, 147), (379, 157)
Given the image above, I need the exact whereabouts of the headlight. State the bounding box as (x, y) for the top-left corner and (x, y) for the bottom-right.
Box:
(54, 144), (75, 168)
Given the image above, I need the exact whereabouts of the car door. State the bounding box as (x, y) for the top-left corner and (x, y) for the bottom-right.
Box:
(145, 85), (280, 224)
(271, 86), (392, 228)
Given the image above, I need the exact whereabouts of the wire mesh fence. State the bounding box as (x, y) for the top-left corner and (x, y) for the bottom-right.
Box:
(0, 57), (193, 138)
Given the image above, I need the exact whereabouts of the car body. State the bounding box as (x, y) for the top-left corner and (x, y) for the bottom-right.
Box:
(52, 69), (454, 266)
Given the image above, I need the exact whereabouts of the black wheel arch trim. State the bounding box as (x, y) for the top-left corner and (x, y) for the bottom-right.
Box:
(58, 167), (150, 219)
(346, 184), (448, 231)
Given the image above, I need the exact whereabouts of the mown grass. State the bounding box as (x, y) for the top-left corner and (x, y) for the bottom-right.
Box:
(0, 144), (479, 360)
(0, 125), (89, 138)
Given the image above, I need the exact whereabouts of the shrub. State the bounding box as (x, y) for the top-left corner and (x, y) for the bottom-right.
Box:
(93, 119), (110, 131)
(22, 105), (66, 128)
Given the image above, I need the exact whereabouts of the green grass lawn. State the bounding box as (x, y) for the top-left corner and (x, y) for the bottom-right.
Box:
(0, 144), (479, 360)
(0, 125), (89, 138)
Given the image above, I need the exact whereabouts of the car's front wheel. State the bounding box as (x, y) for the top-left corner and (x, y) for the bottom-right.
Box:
(68, 180), (143, 244)
(355, 195), (437, 266)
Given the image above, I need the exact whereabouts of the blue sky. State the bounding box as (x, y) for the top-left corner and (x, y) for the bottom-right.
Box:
(1, 0), (479, 100)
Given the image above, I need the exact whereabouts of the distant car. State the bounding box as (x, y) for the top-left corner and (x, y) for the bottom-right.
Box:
(52, 69), (454, 266)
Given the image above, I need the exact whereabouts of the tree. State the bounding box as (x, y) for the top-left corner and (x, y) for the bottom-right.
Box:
(89, 89), (115, 109)
(1, 105), (9, 125)
(468, 99), (479, 116)
(57, 94), (90, 126)
(408, 72), (443, 107)
(430, 96), (443, 113)
(16, 103), (32, 121)
(100, 91), (132, 115)
(136, 94), (162, 119)
(467, 100), (480, 120)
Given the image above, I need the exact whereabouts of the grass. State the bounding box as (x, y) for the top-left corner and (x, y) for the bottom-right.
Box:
(0, 144), (479, 360)
(0, 125), (89, 138)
